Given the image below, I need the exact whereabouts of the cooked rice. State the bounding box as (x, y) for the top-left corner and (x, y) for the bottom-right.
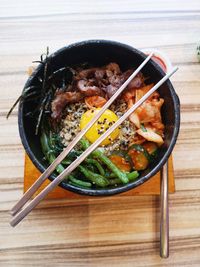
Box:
(59, 99), (137, 154)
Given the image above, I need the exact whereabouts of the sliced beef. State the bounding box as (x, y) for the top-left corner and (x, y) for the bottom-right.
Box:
(51, 91), (83, 121)
(77, 79), (103, 96)
(51, 62), (145, 121)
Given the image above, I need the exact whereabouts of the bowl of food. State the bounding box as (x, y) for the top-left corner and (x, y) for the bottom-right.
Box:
(18, 40), (180, 196)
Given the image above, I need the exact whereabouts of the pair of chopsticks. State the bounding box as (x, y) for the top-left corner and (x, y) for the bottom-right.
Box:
(10, 53), (178, 228)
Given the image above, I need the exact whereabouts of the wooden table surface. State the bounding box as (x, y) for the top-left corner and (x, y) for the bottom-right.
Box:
(1, 1), (200, 266)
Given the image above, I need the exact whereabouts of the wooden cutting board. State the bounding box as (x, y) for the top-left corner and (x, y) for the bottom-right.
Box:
(24, 153), (175, 199)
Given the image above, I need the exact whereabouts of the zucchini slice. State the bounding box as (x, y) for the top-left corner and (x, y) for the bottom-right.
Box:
(143, 142), (158, 158)
(127, 144), (150, 171)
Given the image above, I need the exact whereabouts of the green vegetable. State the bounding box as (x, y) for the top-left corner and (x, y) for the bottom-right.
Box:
(79, 138), (129, 184)
(79, 138), (90, 150)
(68, 181), (88, 189)
(41, 134), (139, 189)
(93, 149), (129, 184)
(68, 176), (92, 188)
(109, 171), (139, 185)
(128, 144), (151, 161)
(40, 132), (65, 174)
(69, 181), (91, 189)
(109, 150), (132, 172)
(49, 131), (64, 154)
(61, 158), (72, 165)
(127, 171), (139, 181)
(143, 142), (158, 159)
(79, 165), (109, 187)
(128, 144), (150, 171)
(108, 171), (139, 181)
(61, 147), (105, 176)
(85, 158), (105, 176)
(110, 150), (131, 161)
(61, 151), (82, 165)
(48, 153), (65, 174)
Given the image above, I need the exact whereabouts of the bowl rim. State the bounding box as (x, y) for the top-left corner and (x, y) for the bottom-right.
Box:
(18, 39), (180, 196)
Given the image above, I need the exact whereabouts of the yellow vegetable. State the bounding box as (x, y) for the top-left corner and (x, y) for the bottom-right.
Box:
(80, 108), (120, 145)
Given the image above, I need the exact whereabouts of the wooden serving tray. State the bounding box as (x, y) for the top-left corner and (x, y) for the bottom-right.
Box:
(24, 154), (175, 199)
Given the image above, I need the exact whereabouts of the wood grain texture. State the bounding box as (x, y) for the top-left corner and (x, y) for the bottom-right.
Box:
(1, 0), (200, 266)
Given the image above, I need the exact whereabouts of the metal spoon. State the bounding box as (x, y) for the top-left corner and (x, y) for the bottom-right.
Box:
(160, 161), (169, 258)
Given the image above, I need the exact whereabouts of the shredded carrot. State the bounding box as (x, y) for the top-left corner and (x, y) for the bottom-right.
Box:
(109, 154), (131, 172)
(85, 96), (107, 109)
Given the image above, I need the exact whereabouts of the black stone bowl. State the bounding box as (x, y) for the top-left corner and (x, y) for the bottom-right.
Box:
(18, 40), (180, 196)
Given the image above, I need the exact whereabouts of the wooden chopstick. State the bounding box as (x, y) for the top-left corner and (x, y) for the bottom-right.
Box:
(10, 53), (153, 216)
(160, 161), (169, 258)
(10, 66), (178, 227)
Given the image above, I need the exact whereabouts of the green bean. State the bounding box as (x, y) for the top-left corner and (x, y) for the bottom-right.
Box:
(79, 139), (129, 184)
(109, 173), (118, 179)
(68, 176), (92, 188)
(61, 158), (72, 165)
(108, 171), (139, 181)
(85, 159), (105, 176)
(78, 140), (105, 175)
(79, 138), (90, 150)
(92, 149), (129, 184)
(41, 135), (137, 188)
(108, 171), (139, 182)
(127, 171), (139, 181)
(61, 151), (82, 165)
(78, 165), (109, 187)
(48, 153), (65, 174)
(109, 171), (139, 185)
(68, 181), (91, 189)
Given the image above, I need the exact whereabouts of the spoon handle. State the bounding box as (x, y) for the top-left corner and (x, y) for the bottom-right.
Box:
(160, 161), (169, 258)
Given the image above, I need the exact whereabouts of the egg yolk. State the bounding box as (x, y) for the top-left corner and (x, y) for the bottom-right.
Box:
(80, 108), (120, 145)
